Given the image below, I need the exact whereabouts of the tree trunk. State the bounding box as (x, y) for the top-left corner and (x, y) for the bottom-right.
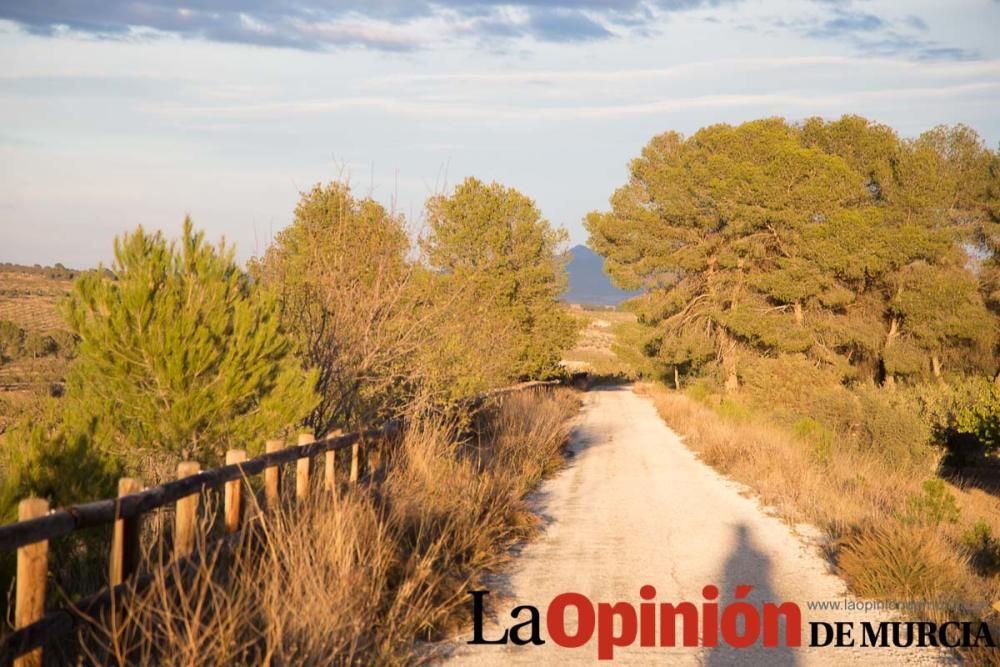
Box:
(717, 328), (739, 393)
(885, 317), (899, 348)
(673, 366), (681, 391)
(879, 317), (900, 388)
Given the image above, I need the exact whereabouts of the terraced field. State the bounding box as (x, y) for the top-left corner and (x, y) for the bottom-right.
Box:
(0, 270), (73, 332)
(0, 267), (77, 434)
(561, 306), (636, 379)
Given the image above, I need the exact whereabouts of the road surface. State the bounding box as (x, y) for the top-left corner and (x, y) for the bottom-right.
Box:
(446, 384), (951, 666)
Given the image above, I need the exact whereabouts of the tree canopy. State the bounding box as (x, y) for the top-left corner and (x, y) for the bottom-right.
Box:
(252, 180), (578, 431)
(63, 219), (317, 470)
(586, 116), (999, 389)
(252, 182), (414, 434)
(424, 177), (578, 379)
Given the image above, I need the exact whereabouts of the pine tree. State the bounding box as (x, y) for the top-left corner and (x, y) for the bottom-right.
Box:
(63, 219), (317, 471)
(423, 177), (578, 379)
(587, 117), (999, 388)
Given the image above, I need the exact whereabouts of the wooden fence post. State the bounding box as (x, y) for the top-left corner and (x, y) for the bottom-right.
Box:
(109, 478), (142, 587)
(296, 432), (314, 503)
(350, 438), (360, 484)
(224, 450), (246, 534)
(325, 429), (342, 493)
(174, 462), (201, 558)
(264, 439), (283, 508)
(14, 497), (49, 667)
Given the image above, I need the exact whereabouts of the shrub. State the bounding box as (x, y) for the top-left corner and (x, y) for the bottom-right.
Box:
(0, 418), (118, 523)
(0, 409), (120, 622)
(716, 397), (752, 422)
(904, 478), (961, 526)
(683, 377), (717, 404)
(739, 354), (860, 429)
(854, 385), (934, 465)
(952, 378), (999, 455)
(49, 329), (79, 359)
(838, 523), (969, 604)
(916, 377), (1000, 463)
(62, 219), (318, 474)
(22, 331), (56, 358)
(793, 417), (834, 463)
(961, 521), (1000, 576)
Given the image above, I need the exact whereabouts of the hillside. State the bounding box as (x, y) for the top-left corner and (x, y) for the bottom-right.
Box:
(0, 264), (78, 433)
(562, 244), (641, 306)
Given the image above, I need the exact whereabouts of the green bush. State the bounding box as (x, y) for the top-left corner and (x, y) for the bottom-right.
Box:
(793, 417), (834, 463)
(917, 377), (1000, 461)
(62, 218), (318, 472)
(22, 331), (56, 358)
(683, 377), (717, 404)
(49, 329), (79, 359)
(904, 479), (961, 526)
(952, 379), (999, 454)
(740, 354), (861, 429)
(0, 416), (118, 523)
(716, 397), (752, 422)
(960, 521), (1000, 576)
(854, 385), (934, 465)
(0, 410), (120, 621)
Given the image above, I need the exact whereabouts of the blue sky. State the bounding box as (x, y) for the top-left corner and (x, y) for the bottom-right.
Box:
(1, 0), (998, 267)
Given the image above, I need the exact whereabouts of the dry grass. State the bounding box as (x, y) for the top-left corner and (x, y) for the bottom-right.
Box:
(640, 383), (1000, 664)
(59, 388), (579, 666)
(0, 272), (72, 332)
(562, 307), (636, 379)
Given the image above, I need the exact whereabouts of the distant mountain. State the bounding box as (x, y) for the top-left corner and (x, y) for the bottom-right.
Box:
(562, 245), (642, 306)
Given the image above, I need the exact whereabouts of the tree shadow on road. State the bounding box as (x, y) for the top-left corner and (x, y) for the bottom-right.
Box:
(706, 523), (798, 667)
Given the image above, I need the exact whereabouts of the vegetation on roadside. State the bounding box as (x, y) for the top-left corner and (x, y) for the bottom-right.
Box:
(0, 177), (580, 652)
(249, 179), (576, 437)
(65, 389), (578, 666)
(642, 384), (999, 663)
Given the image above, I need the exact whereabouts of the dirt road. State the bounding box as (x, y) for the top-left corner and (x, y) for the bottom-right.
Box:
(447, 385), (951, 665)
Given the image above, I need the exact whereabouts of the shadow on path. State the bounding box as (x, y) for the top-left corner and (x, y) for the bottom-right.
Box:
(707, 524), (798, 667)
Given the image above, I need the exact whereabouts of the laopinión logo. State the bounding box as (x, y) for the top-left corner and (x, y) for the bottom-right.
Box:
(467, 585), (996, 660)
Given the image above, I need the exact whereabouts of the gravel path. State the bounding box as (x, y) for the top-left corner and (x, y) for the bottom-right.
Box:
(445, 384), (953, 665)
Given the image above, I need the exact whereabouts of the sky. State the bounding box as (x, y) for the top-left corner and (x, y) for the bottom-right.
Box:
(0, 0), (999, 268)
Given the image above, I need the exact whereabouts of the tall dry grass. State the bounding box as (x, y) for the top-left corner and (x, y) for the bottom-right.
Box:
(640, 383), (1000, 664)
(58, 387), (578, 666)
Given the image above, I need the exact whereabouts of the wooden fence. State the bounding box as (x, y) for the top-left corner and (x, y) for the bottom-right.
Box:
(0, 380), (559, 666)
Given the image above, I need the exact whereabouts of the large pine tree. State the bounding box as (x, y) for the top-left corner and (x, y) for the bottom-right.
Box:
(586, 116), (998, 389)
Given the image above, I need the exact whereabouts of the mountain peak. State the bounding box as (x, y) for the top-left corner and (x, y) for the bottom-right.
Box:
(562, 244), (641, 306)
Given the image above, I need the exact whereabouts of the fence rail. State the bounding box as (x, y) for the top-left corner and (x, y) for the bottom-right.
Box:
(0, 379), (559, 665)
